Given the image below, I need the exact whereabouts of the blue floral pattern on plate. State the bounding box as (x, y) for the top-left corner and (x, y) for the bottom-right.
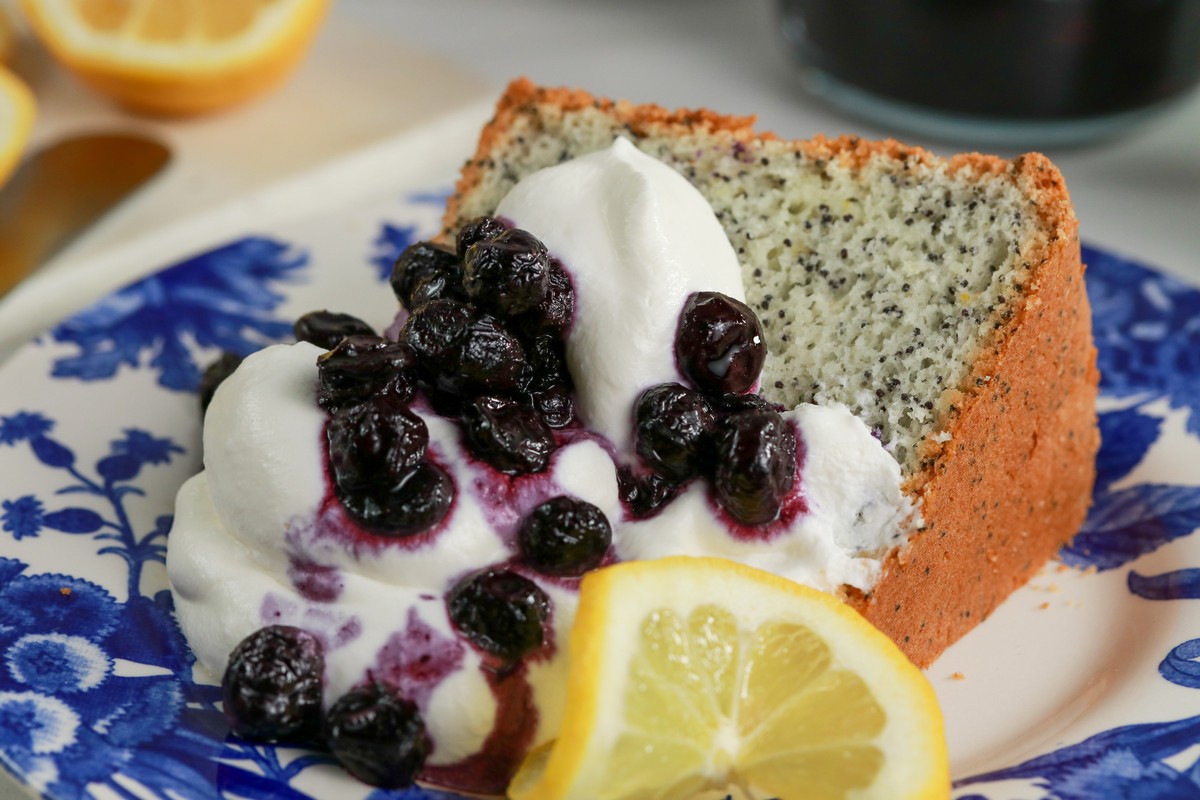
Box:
(1, 209), (1197, 800)
(952, 246), (1200, 799)
(48, 238), (304, 392)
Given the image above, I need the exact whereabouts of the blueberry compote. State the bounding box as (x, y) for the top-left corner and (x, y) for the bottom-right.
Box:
(312, 221), (578, 539)
(228, 217), (803, 792)
(627, 290), (797, 526)
(263, 218), (581, 789)
(294, 310), (375, 351)
(519, 496), (612, 577)
(391, 241), (464, 312)
(325, 396), (454, 534)
(448, 568), (552, 666)
(463, 229), (552, 316)
(713, 408), (797, 526)
(634, 383), (716, 482)
(317, 335), (416, 410)
(221, 625), (431, 789)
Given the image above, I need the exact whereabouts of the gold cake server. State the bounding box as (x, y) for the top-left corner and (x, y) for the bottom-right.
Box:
(0, 132), (171, 298)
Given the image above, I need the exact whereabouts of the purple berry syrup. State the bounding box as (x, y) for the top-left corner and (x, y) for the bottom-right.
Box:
(462, 437), (592, 549)
(312, 398), (565, 795)
(368, 607), (465, 711)
(288, 557), (344, 603)
(259, 592), (363, 652)
(419, 663), (540, 794)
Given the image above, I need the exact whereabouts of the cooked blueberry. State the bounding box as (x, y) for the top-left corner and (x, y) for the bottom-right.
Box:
(341, 462), (454, 535)
(634, 383), (716, 481)
(448, 568), (550, 662)
(423, 386), (466, 419)
(326, 683), (429, 788)
(675, 291), (766, 394)
(388, 463), (455, 533)
(390, 241), (462, 312)
(317, 336), (416, 410)
(327, 401), (428, 496)
(222, 625), (324, 742)
(617, 466), (685, 520)
(463, 228), (550, 316)
(433, 315), (525, 396)
(519, 334), (571, 393)
(539, 261), (575, 333)
(531, 385), (575, 429)
(199, 351), (243, 415)
(399, 298), (474, 367)
(713, 408), (797, 525)
(514, 259), (575, 337)
(519, 496), (611, 577)
(456, 215), (510, 260)
(294, 310), (375, 351)
(713, 392), (785, 416)
(461, 395), (555, 474)
(412, 271), (470, 310)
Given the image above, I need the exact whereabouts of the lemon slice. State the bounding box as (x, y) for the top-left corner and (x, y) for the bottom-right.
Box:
(510, 557), (949, 800)
(0, 65), (35, 187)
(18, 0), (329, 116)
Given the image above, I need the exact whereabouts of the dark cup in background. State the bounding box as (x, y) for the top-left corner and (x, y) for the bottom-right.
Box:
(778, 0), (1200, 146)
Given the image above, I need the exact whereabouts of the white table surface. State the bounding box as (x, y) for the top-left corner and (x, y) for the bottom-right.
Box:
(0, 0), (1197, 796)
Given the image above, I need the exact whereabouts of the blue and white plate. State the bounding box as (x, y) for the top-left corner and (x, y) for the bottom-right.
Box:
(1, 117), (1198, 799)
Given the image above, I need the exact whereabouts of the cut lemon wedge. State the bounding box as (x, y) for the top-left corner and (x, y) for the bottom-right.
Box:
(510, 557), (949, 800)
(0, 65), (34, 187)
(18, 0), (329, 116)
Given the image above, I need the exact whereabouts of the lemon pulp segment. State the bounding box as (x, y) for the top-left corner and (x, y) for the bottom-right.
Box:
(511, 557), (949, 800)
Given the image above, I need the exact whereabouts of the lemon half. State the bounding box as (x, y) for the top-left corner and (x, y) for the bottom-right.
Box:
(19, 0), (329, 116)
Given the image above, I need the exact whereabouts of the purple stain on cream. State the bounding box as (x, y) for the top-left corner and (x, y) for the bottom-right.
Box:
(383, 308), (409, 341)
(288, 557), (343, 602)
(369, 607), (466, 711)
(465, 450), (575, 547)
(260, 592), (362, 651)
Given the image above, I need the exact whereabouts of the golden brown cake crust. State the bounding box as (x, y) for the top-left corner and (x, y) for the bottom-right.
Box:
(446, 78), (1022, 239)
(445, 78), (1100, 668)
(851, 158), (1098, 665)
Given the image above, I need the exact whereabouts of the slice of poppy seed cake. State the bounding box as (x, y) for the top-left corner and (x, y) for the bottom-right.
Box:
(442, 78), (1100, 667)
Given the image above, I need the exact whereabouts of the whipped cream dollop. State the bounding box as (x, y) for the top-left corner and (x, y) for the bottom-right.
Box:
(497, 136), (744, 458)
(171, 342), (621, 768)
(620, 402), (907, 593)
(168, 138), (912, 794)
